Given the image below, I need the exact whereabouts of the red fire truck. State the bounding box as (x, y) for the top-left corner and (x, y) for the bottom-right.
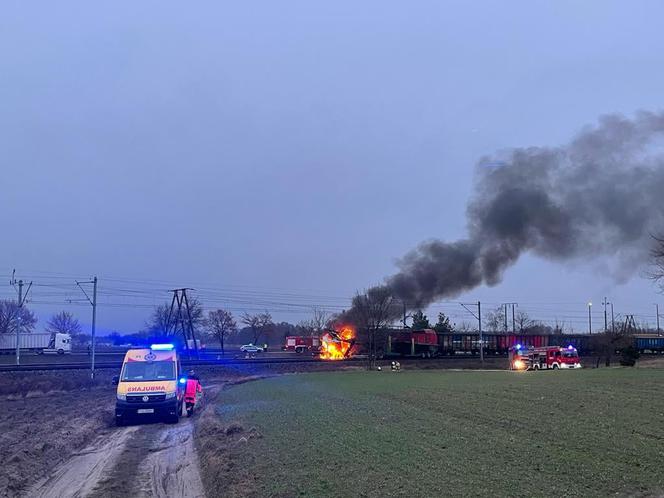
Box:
(528, 345), (581, 370)
(510, 345), (581, 370)
(284, 336), (320, 353)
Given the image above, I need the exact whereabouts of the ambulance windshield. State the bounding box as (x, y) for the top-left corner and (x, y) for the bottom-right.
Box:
(121, 361), (176, 381)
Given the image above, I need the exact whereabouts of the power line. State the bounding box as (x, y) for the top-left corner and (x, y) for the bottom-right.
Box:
(75, 277), (97, 379)
(9, 270), (32, 366)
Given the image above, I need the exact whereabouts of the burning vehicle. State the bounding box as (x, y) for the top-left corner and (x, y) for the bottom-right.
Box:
(318, 326), (356, 360)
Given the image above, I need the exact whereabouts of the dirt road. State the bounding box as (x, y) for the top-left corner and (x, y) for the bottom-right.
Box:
(1, 370), (267, 498)
(27, 417), (205, 498)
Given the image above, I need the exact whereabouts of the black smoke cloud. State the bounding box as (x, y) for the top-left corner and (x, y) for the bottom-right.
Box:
(387, 111), (664, 307)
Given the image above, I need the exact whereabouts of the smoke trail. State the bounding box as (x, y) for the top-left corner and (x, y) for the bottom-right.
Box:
(387, 111), (664, 307)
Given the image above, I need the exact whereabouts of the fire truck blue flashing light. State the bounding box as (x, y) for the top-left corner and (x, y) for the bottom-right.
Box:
(567, 345), (576, 351)
(151, 343), (175, 351)
(179, 377), (187, 385)
(515, 344), (522, 350)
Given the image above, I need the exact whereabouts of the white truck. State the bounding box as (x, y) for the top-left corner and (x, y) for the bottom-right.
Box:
(0, 333), (72, 355)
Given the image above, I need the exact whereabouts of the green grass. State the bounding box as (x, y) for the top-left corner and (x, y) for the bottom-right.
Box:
(205, 369), (664, 497)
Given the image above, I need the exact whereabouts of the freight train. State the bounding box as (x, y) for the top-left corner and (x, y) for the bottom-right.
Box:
(386, 329), (664, 357)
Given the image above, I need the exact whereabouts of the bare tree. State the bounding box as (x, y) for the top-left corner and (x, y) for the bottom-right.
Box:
(143, 298), (206, 337)
(650, 234), (664, 290)
(240, 311), (273, 344)
(46, 311), (82, 335)
(553, 318), (568, 334)
(347, 286), (401, 369)
(484, 306), (506, 332)
(515, 311), (534, 332)
(206, 309), (237, 354)
(0, 300), (37, 335)
(457, 321), (475, 333)
(298, 307), (331, 334)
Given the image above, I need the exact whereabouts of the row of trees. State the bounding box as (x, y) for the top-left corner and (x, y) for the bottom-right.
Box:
(411, 310), (454, 333)
(0, 296), (336, 354)
(141, 300), (275, 353)
(0, 299), (86, 343)
(140, 300), (338, 353)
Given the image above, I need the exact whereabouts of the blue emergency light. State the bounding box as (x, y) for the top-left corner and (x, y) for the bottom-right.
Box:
(179, 377), (187, 385)
(515, 344), (522, 350)
(151, 343), (175, 351)
(567, 345), (575, 350)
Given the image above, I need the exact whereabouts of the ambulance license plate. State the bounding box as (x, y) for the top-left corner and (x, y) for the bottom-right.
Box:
(137, 409), (154, 414)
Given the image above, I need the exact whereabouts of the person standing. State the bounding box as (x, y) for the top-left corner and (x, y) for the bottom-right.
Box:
(184, 370), (203, 416)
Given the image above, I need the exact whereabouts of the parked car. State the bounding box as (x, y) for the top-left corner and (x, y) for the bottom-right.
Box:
(240, 344), (264, 353)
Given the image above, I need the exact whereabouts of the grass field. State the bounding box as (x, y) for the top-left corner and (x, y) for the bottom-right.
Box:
(198, 369), (664, 497)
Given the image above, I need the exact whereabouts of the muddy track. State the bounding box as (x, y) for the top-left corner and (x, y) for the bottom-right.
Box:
(28, 427), (139, 498)
(26, 415), (205, 498)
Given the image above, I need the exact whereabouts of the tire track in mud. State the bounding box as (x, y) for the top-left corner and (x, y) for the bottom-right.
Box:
(26, 417), (205, 498)
(27, 426), (139, 498)
(136, 420), (205, 497)
(87, 419), (205, 498)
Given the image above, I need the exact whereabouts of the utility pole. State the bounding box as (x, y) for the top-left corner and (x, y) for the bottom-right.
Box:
(512, 303), (516, 333)
(17, 280), (23, 366)
(587, 302), (593, 334)
(166, 288), (199, 358)
(10, 271), (32, 366)
(622, 315), (637, 334)
(401, 301), (410, 329)
(611, 303), (615, 334)
(459, 301), (484, 366)
(602, 298), (609, 333)
(478, 301), (483, 365)
(501, 303), (518, 332)
(460, 301), (483, 365)
(655, 304), (661, 336)
(76, 277), (98, 380)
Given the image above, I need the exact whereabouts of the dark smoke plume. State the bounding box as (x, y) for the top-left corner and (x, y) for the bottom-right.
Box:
(386, 111), (664, 307)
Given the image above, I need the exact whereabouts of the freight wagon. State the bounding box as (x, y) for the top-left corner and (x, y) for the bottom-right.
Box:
(388, 330), (599, 357)
(634, 334), (664, 353)
(0, 333), (72, 354)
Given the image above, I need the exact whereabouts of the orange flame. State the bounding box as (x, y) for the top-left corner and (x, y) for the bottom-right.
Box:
(319, 326), (355, 360)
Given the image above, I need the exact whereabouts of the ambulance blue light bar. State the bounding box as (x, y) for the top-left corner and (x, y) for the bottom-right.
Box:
(151, 343), (175, 351)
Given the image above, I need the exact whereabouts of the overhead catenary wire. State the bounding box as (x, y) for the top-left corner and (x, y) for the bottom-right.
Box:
(4, 268), (663, 333)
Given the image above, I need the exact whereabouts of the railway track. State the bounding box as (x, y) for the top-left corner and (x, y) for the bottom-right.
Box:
(0, 354), (493, 372)
(0, 357), (333, 372)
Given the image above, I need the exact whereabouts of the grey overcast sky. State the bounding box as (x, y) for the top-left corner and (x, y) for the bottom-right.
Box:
(2, 1), (664, 334)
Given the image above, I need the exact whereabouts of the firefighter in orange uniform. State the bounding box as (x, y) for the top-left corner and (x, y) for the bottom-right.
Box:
(184, 370), (203, 417)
